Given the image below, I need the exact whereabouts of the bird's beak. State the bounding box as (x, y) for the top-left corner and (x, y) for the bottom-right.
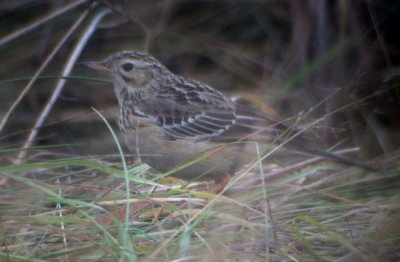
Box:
(79, 61), (111, 74)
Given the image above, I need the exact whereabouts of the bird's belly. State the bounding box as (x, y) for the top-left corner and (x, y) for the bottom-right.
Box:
(123, 127), (254, 181)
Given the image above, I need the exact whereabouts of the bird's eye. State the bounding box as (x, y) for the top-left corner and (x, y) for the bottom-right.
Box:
(121, 63), (134, 72)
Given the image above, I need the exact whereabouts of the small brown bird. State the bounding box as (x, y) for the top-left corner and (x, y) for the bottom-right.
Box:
(81, 51), (374, 192)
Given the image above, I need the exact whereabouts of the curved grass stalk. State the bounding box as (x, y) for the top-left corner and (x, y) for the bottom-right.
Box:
(15, 7), (111, 163)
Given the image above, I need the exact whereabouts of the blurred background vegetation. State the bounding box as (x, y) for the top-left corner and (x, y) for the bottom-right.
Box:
(1, 1), (399, 261)
(1, 0), (399, 158)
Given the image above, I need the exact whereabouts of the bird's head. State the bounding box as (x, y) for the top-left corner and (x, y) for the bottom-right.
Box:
(80, 51), (169, 90)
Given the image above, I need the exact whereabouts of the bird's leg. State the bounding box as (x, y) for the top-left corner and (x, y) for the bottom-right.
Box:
(210, 173), (232, 194)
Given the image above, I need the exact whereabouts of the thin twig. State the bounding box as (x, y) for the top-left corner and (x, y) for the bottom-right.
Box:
(15, 7), (110, 163)
(0, 0), (88, 47)
(0, 4), (90, 135)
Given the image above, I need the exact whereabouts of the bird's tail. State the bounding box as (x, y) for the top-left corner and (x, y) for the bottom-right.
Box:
(303, 148), (378, 172)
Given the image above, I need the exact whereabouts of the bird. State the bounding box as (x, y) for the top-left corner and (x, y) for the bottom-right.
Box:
(80, 51), (375, 192)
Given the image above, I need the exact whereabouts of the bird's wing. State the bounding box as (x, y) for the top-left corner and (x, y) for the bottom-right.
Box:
(133, 78), (238, 141)
(203, 103), (303, 147)
(132, 77), (313, 146)
(211, 104), (284, 143)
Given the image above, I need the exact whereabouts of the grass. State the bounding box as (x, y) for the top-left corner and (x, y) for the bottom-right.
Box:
(1, 143), (399, 261)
